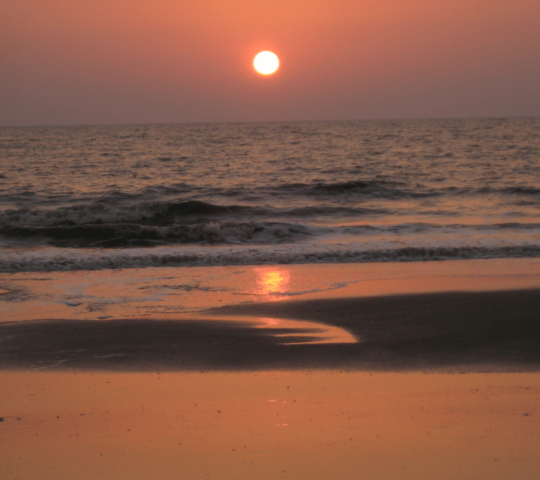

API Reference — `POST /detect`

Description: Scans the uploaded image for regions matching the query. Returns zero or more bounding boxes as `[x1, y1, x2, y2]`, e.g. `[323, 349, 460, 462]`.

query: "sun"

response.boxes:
[253, 51, 279, 75]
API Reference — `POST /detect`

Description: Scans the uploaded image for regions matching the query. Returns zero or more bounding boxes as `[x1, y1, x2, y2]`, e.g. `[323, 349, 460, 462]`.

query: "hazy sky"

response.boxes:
[1, 0, 539, 126]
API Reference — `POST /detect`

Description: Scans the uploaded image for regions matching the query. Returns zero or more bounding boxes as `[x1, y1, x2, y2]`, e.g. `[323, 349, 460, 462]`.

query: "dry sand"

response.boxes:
[2, 371, 539, 480]
[1, 259, 540, 478]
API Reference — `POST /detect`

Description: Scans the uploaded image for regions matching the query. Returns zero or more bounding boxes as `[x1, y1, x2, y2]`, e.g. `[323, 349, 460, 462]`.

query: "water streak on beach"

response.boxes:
[1, 118, 539, 272]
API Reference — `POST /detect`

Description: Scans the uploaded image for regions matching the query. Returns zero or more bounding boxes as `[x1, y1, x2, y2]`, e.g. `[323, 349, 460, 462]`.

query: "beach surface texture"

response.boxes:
[2, 261, 540, 479]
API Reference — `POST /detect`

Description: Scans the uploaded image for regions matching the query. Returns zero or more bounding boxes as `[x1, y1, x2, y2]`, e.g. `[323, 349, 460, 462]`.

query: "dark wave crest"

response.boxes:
[0, 200, 258, 229]
[0, 216, 319, 248]
[275, 179, 439, 199]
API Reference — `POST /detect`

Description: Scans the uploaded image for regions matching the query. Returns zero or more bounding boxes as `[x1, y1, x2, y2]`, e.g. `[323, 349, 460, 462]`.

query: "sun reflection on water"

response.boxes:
[249, 268, 356, 343]
[254, 268, 291, 298]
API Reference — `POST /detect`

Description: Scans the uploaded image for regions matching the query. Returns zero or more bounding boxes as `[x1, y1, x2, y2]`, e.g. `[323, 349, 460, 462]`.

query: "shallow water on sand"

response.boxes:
[2, 258, 540, 324]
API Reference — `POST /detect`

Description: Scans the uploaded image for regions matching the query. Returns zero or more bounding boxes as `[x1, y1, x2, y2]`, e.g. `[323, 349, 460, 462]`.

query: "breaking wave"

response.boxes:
[2, 245, 540, 273]
[0, 221, 318, 247]
[0, 200, 255, 229]
[2, 119, 539, 273]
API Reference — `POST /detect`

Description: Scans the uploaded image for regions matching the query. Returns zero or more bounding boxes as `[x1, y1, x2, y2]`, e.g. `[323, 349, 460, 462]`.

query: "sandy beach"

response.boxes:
[2, 370, 540, 480]
[2, 259, 540, 479]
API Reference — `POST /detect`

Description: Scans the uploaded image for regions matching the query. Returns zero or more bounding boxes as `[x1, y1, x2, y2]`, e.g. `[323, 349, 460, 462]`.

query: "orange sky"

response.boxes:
[1, 0, 539, 125]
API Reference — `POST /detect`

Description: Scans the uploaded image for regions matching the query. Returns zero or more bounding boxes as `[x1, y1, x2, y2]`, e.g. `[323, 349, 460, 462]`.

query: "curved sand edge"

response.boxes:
[2, 288, 539, 372]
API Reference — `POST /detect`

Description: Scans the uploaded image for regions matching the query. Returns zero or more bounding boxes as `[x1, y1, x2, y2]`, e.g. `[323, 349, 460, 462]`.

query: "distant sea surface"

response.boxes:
[1, 118, 539, 273]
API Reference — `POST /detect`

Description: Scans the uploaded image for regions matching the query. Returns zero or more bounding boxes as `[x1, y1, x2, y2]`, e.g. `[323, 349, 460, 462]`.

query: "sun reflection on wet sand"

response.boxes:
[2, 261, 540, 324]
[254, 317, 356, 344]
[210, 269, 357, 344]
[253, 267, 291, 299]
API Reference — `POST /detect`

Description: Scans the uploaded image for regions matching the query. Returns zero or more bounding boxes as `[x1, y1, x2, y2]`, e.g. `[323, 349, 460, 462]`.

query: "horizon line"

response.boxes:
[1, 114, 538, 129]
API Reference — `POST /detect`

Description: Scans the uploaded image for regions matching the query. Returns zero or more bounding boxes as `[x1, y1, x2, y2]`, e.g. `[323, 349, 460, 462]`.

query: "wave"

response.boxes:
[0, 199, 388, 234]
[474, 185, 540, 196]
[9, 222, 313, 247]
[500, 186, 540, 196]
[2, 214, 540, 248]
[3, 180, 539, 219]
[0, 219, 320, 248]
[274, 179, 439, 199]
[0, 200, 258, 229]
[2, 244, 540, 273]
[1, 222, 225, 247]
[273, 181, 540, 200]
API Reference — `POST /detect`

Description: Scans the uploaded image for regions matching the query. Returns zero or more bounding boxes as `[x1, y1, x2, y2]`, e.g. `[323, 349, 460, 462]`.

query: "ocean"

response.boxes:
[1, 117, 539, 273]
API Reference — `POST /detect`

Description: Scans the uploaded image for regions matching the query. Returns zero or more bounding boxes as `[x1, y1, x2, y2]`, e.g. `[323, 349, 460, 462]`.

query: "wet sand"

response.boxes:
[1, 288, 540, 372]
[1, 260, 540, 479]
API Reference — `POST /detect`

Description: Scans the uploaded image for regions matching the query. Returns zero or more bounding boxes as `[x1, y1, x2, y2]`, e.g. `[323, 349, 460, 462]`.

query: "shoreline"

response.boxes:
[2, 258, 540, 322]
[1, 259, 540, 373]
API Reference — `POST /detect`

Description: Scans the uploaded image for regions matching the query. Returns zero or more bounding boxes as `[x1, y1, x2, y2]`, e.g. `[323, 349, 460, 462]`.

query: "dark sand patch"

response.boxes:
[1, 288, 539, 372]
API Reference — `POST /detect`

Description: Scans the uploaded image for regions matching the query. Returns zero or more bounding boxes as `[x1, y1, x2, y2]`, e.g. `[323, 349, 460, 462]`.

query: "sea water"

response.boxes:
[1, 118, 539, 272]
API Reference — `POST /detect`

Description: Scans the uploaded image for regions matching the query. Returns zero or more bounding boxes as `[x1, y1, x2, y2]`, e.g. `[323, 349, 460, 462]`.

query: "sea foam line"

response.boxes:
[2, 245, 540, 273]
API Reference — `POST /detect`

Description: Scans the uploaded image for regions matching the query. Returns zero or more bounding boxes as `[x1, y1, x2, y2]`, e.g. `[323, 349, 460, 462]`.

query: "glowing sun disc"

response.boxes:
[253, 51, 279, 75]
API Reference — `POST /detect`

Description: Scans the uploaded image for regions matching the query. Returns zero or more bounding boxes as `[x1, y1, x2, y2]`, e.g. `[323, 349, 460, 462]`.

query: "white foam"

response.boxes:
[1, 241, 540, 273]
